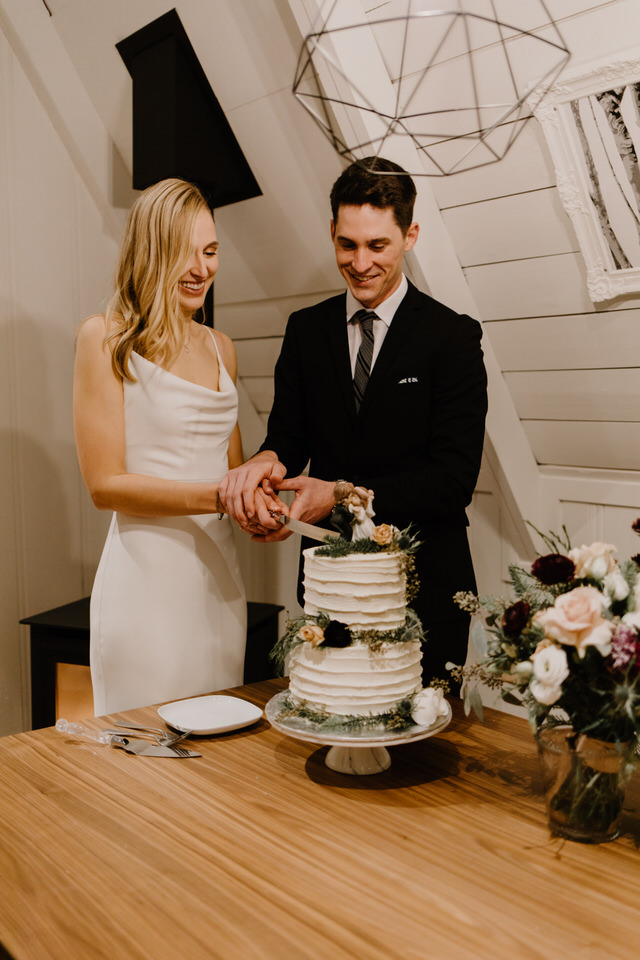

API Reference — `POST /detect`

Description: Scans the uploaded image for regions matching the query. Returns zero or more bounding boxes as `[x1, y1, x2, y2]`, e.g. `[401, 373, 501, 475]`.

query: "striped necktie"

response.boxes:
[352, 309, 377, 411]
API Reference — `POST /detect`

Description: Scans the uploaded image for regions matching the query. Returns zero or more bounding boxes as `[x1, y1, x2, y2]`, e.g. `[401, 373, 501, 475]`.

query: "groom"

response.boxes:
[221, 157, 488, 684]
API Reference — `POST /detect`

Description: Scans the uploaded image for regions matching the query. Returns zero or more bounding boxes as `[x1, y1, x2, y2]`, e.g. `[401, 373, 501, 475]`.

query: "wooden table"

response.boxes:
[0, 679, 638, 960]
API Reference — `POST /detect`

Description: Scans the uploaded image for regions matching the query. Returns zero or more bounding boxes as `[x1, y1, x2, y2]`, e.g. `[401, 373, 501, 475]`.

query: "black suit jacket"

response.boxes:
[262, 281, 488, 627]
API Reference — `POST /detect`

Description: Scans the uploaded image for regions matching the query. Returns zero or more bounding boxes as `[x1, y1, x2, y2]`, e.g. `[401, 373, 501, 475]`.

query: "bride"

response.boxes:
[73, 178, 283, 715]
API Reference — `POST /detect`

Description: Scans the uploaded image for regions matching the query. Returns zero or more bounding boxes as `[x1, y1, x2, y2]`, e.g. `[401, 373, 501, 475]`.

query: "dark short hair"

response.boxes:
[330, 157, 417, 234]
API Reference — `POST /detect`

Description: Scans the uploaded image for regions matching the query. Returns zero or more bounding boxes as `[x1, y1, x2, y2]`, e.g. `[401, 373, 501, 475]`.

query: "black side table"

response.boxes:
[21, 598, 283, 729]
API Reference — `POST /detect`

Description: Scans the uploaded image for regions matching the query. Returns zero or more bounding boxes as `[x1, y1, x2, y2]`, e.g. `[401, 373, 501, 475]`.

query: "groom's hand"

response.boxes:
[220, 451, 288, 531]
[276, 476, 335, 525]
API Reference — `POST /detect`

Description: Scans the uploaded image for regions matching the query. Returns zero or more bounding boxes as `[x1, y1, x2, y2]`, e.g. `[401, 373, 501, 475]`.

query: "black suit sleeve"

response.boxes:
[359, 313, 487, 528]
[260, 316, 310, 476]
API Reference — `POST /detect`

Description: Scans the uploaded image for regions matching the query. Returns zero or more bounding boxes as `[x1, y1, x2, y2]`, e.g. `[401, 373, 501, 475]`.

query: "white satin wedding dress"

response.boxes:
[90, 332, 246, 715]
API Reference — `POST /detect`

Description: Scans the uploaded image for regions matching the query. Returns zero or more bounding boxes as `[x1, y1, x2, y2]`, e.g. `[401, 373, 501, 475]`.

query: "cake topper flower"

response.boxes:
[371, 523, 399, 546]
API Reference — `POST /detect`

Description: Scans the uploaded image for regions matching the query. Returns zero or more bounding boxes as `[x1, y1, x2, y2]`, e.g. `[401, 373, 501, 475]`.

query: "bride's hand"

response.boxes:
[219, 453, 286, 527]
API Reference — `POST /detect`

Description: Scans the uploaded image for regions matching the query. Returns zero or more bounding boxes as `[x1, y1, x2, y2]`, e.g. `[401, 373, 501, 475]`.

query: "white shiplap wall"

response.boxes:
[436, 2, 640, 469]
[433, 0, 640, 598]
[0, 20, 116, 733]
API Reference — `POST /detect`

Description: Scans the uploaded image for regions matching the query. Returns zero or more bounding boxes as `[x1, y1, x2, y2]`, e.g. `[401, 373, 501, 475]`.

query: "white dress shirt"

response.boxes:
[345, 275, 409, 376]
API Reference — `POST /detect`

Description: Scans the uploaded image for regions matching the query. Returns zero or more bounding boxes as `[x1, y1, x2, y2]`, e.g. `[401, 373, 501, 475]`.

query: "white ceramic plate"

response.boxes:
[157, 695, 263, 735]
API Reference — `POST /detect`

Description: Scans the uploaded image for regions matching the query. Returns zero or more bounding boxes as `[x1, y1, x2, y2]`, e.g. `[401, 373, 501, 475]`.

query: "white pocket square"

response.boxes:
[398, 377, 419, 384]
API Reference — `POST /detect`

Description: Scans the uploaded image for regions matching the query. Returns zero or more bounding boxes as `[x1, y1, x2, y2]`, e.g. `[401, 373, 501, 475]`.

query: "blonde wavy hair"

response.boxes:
[106, 178, 211, 380]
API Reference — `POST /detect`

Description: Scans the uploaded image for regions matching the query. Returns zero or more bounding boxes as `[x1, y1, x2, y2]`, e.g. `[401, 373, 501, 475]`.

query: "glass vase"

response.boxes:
[536, 725, 635, 844]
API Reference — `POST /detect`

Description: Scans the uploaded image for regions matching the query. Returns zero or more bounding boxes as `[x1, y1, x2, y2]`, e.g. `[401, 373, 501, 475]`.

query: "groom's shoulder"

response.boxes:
[288, 292, 345, 326]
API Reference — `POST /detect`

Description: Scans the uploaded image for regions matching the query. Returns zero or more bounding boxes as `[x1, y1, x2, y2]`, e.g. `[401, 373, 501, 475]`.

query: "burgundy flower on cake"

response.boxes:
[322, 620, 351, 648]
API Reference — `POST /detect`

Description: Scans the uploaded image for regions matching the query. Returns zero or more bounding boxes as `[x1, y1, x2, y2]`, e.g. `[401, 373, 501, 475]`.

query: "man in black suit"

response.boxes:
[221, 157, 487, 684]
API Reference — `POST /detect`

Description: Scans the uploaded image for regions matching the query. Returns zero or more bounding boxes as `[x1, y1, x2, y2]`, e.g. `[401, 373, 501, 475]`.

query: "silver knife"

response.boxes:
[276, 515, 340, 542]
[109, 735, 200, 758]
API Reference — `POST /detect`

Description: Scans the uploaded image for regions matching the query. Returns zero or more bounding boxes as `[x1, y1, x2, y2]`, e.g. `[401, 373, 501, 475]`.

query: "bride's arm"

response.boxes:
[73, 315, 220, 517]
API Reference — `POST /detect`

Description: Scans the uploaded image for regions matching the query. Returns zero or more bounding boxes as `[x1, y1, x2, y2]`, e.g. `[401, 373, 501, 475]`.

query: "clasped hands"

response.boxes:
[219, 455, 335, 541]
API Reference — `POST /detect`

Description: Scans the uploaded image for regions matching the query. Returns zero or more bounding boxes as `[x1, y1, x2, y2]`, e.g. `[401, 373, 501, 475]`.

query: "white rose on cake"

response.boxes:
[411, 687, 449, 727]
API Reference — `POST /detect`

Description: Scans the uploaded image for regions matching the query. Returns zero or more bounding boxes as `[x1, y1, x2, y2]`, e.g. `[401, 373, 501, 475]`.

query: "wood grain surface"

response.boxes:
[0, 679, 638, 960]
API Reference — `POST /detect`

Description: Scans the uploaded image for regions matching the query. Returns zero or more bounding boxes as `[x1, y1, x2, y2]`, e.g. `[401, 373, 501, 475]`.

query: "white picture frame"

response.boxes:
[533, 52, 640, 302]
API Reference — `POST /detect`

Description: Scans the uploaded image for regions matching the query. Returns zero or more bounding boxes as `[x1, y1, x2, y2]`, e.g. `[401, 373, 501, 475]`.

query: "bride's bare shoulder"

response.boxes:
[75, 314, 124, 347]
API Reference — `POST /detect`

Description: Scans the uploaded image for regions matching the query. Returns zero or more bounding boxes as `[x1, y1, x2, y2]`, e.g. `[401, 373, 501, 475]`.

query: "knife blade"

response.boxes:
[276, 515, 340, 542]
[109, 735, 200, 758]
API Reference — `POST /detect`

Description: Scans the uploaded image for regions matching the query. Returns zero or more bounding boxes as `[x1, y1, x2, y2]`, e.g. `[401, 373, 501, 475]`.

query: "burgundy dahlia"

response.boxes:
[632, 518, 640, 535]
[502, 600, 530, 637]
[322, 620, 351, 648]
[531, 553, 575, 585]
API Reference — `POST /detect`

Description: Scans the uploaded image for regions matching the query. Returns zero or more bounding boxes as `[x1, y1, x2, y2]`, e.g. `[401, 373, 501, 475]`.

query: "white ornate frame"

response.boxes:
[534, 52, 640, 302]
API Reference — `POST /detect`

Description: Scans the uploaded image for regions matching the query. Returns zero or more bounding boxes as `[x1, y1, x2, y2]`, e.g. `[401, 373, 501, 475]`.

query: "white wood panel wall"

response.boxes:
[434, 0, 640, 487]
[0, 25, 115, 734]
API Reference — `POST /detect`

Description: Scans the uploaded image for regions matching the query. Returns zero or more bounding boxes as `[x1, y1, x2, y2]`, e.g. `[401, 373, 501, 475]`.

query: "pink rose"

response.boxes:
[534, 586, 613, 658]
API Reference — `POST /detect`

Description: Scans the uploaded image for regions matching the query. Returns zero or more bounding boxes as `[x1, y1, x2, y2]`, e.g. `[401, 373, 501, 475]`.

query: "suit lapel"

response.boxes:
[357, 283, 422, 419]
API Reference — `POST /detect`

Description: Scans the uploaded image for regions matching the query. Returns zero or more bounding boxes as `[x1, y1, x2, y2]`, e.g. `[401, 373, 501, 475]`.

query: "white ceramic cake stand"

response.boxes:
[265, 690, 452, 775]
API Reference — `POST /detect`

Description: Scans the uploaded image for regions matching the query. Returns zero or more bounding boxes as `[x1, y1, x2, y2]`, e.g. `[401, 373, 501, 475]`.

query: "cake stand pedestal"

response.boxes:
[265, 691, 452, 776]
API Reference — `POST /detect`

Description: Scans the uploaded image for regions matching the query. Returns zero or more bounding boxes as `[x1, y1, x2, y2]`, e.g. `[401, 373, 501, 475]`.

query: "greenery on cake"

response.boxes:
[275, 681, 450, 732]
[316, 523, 421, 557]
[270, 608, 425, 676]
[275, 692, 418, 731]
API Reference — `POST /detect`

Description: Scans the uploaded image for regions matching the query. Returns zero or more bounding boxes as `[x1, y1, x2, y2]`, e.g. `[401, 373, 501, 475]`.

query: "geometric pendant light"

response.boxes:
[293, 0, 570, 176]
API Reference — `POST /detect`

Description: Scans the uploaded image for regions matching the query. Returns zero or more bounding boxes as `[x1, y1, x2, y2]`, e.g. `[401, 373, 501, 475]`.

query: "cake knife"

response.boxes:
[275, 515, 340, 542]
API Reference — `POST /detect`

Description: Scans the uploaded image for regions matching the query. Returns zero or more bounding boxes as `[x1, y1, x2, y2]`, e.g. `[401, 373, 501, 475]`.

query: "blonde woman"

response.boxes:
[74, 178, 276, 714]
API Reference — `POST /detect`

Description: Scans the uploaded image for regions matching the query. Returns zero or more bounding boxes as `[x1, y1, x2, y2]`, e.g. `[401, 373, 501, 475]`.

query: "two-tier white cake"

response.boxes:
[287, 547, 423, 719]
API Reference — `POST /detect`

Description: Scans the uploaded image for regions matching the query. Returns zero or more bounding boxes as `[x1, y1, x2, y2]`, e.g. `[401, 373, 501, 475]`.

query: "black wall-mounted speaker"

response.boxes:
[116, 8, 262, 209]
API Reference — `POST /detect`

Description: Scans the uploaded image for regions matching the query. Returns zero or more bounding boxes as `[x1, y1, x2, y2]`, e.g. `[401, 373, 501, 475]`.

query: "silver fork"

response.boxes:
[166, 744, 198, 757]
[113, 720, 193, 746]
[102, 728, 193, 748]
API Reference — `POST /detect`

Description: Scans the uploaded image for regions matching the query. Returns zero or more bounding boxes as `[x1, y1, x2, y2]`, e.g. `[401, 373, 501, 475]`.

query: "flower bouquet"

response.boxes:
[451, 521, 640, 843]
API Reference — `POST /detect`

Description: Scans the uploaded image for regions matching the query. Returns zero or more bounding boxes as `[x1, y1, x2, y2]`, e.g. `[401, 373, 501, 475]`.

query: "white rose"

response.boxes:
[529, 645, 569, 705]
[604, 568, 630, 603]
[568, 542, 617, 581]
[622, 611, 640, 630]
[411, 687, 449, 727]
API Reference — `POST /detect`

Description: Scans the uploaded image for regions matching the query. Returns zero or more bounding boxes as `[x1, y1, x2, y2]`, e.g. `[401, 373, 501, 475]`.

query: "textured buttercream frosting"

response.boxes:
[289, 640, 422, 716]
[302, 548, 406, 630]
[287, 546, 422, 718]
